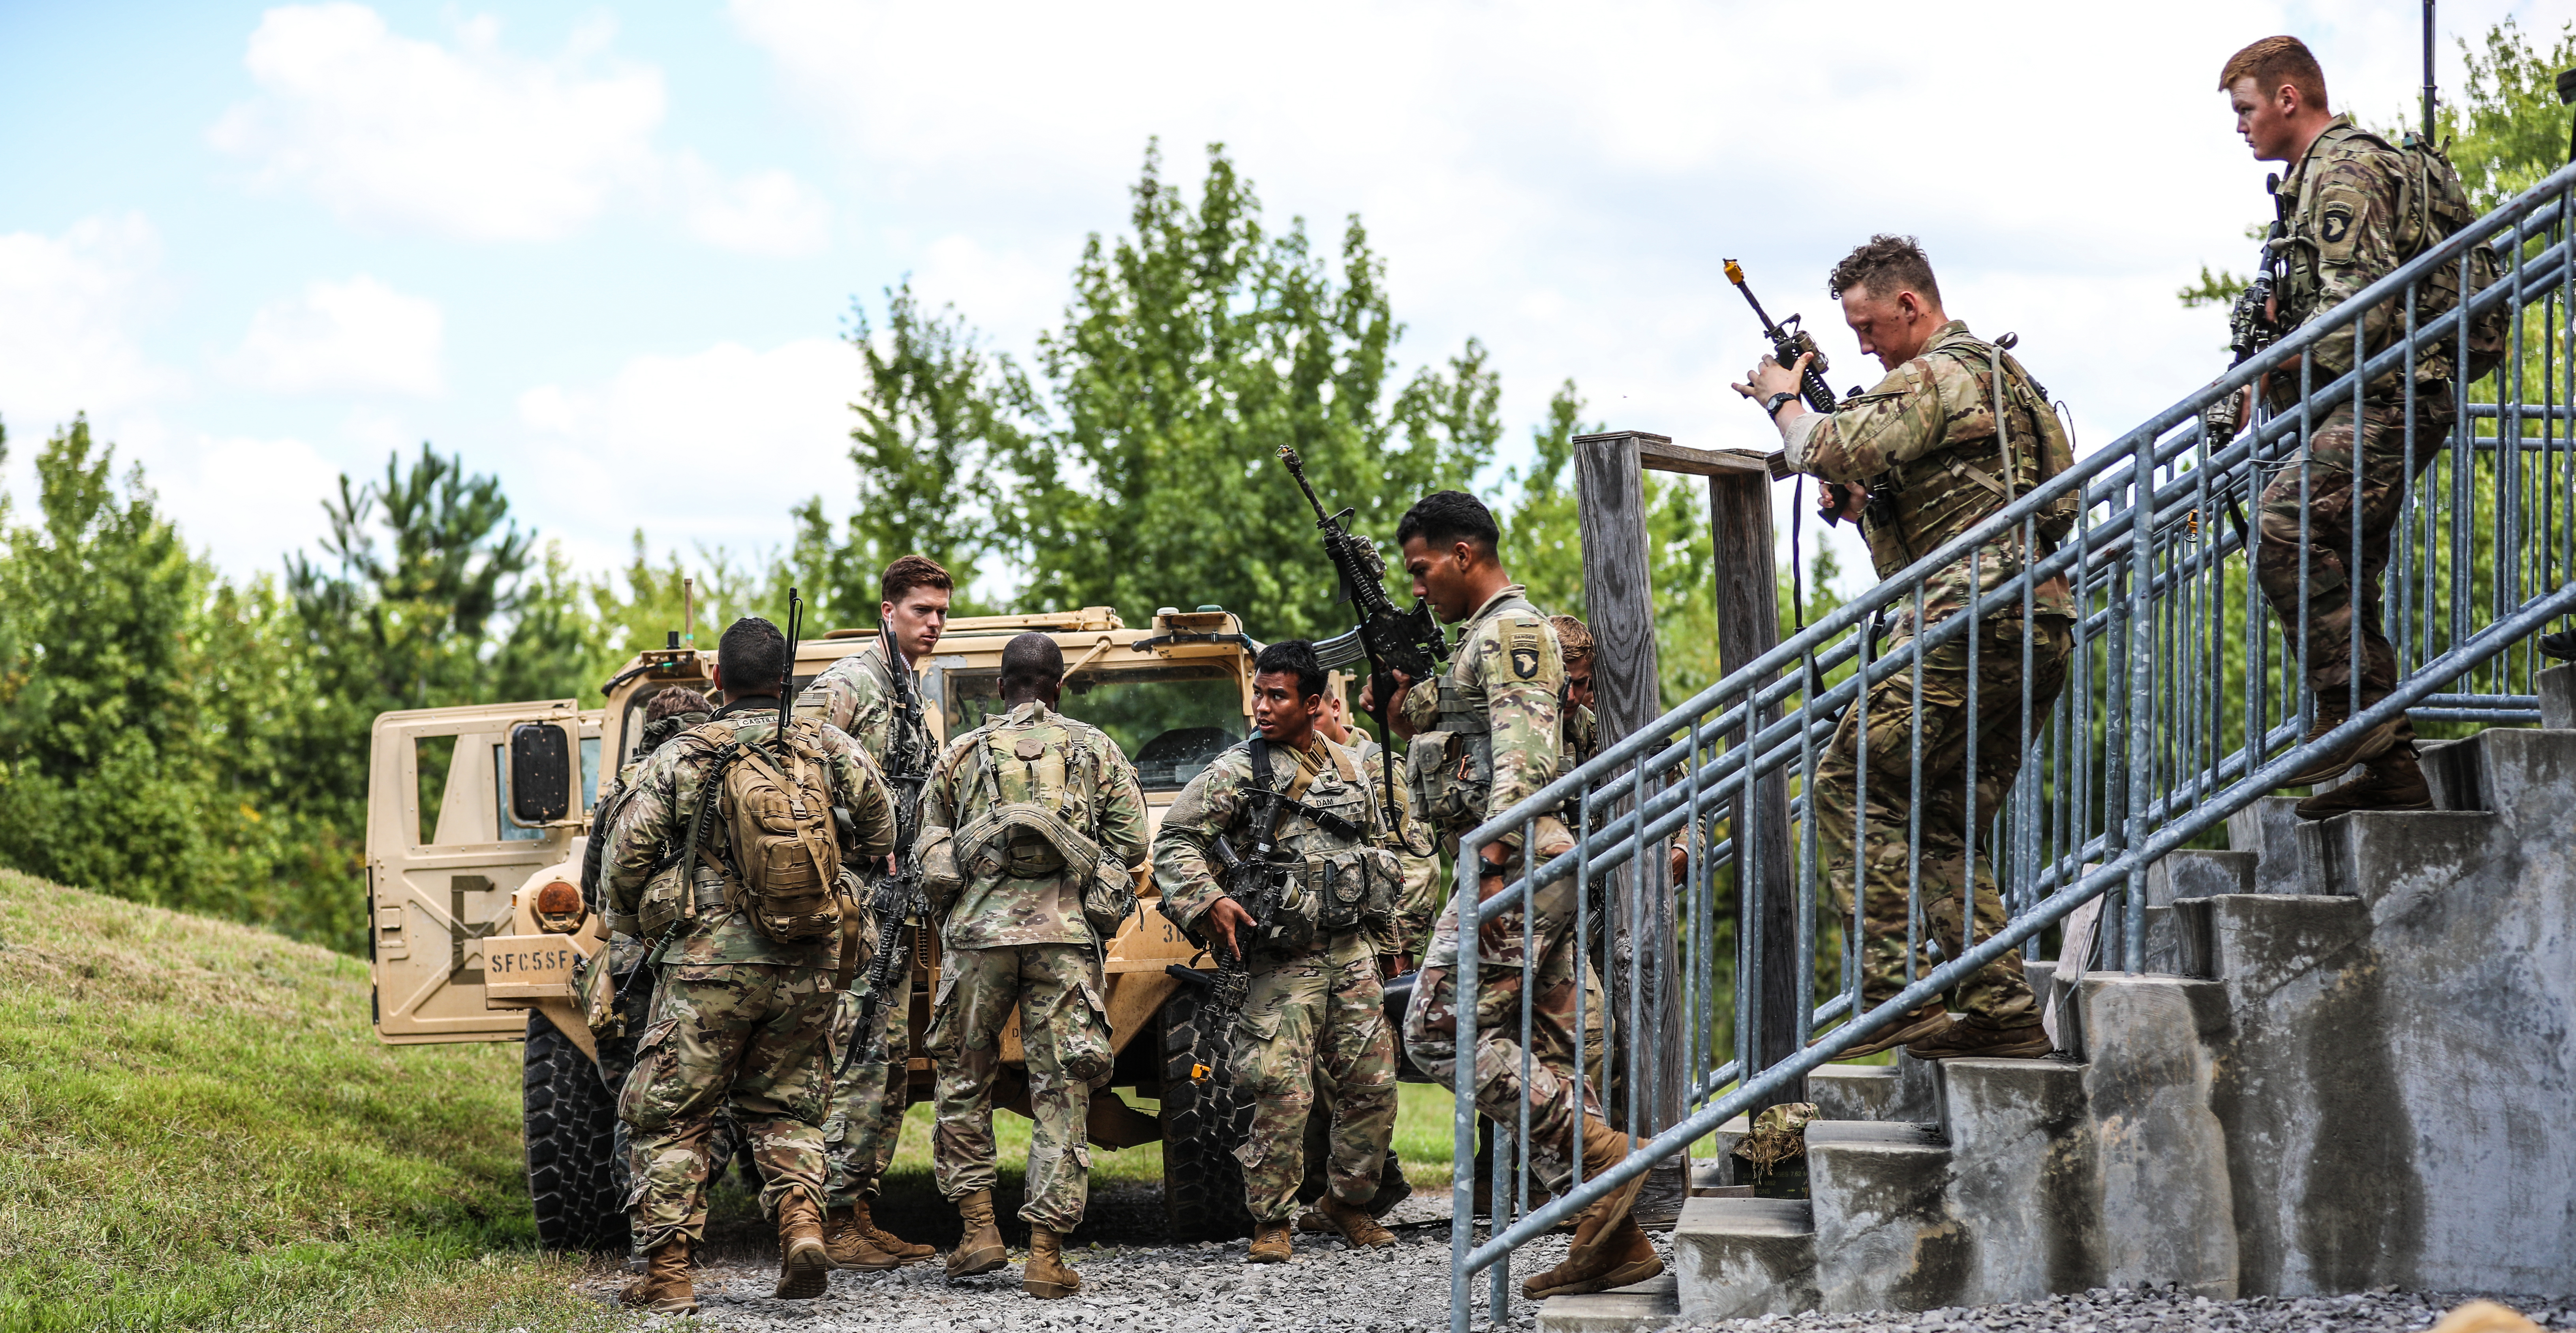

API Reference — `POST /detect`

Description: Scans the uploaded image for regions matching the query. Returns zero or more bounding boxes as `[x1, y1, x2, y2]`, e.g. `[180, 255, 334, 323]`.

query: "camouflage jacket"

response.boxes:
[796, 642, 932, 779]
[919, 700, 1150, 950]
[1396, 584, 1563, 856]
[1154, 732, 1402, 963]
[2272, 115, 2448, 400]
[1345, 733, 1442, 961]
[601, 700, 896, 970]
[1564, 703, 1598, 768]
[1782, 321, 2078, 637]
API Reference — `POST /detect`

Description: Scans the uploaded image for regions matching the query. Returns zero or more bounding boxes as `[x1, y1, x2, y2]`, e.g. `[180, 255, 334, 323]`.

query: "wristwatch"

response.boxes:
[1763, 391, 1798, 416]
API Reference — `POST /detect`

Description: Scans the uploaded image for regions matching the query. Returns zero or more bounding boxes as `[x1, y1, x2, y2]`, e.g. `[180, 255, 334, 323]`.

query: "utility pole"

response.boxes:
[2423, 0, 2438, 141]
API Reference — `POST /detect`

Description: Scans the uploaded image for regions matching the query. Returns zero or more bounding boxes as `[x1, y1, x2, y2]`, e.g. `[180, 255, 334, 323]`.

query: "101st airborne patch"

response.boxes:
[1509, 620, 1543, 680]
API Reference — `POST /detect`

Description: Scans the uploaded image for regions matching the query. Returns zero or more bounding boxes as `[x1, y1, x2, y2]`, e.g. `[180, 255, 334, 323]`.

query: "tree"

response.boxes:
[1003, 141, 1496, 637]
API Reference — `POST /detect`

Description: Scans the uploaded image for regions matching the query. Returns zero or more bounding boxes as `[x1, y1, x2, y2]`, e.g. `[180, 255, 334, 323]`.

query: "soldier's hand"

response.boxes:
[1822, 482, 1867, 523]
[1204, 896, 1254, 961]
[1731, 353, 1811, 407]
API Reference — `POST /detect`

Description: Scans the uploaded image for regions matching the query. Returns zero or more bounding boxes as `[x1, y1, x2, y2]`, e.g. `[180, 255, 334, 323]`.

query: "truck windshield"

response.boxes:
[936, 662, 1245, 792]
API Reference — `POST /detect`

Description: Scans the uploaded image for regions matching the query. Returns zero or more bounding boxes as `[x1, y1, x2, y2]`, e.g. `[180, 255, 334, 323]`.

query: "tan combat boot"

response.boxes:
[1829, 1005, 1951, 1059]
[1521, 1214, 1663, 1299]
[2274, 705, 2401, 789]
[1315, 1194, 1395, 1249]
[852, 1197, 935, 1263]
[1022, 1226, 1080, 1299]
[1248, 1221, 1293, 1263]
[619, 1235, 698, 1315]
[2295, 752, 2433, 820]
[1904, 1021, 2054, 1061]
[824, 1205, 902, 1272]
[1561, 1117, 1646, 1265]
[774, 1192, 834, 1300]
[945, 1189, 1009, 1279]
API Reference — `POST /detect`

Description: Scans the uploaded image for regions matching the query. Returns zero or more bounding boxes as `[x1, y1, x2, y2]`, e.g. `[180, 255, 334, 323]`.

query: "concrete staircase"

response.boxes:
[1540, 668, 2576, 1332]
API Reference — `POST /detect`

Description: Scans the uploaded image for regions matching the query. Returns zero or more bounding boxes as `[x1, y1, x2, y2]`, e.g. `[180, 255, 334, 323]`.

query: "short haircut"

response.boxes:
[1829, 234, 1942, 307]
[2220, 36, 2328, 113]
[1549, 615, 1594, 667]
[880, 554, 953, 608]
[1253, 640, 1327, 702]
[1000, 631, 1065, 695]
[1396, 490, 1500, 555]
[644, 685, 710, 723]
[719, 617, 789, 696]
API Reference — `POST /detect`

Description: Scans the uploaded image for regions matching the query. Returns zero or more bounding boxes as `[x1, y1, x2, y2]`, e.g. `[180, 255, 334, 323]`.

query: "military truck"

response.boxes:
[364, 606, 1274, 1250]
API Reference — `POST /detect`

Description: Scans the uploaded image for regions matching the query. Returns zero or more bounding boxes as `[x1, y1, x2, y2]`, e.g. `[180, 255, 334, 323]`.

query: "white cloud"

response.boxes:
[210, 4, 830, 254]
[0, 213, 175, 430]
[513, 338, 862, 568]
[675, 152, 833, 257]
[153, 434, 345, 574]
[227, 275, 445, 396]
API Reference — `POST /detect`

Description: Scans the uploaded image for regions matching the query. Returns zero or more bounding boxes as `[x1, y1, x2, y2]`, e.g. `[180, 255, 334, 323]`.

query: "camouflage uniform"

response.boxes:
[1345, 734, 1440, 964]
[1395, 587, 1601, 1194]
[1784, 321, 2075, 1029]
[795, 645, 931, 1210]
[1156, 734, 1403, 1224]
[918, 701, 1149, 1233]
[601, 701, 896, 1254]
[2255, 116, 2458, 738]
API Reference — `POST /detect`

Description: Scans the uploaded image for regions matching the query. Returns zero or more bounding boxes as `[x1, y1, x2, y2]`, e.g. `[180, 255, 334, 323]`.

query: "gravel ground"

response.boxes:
[585, 1189, 1657, 1333]
[1676, 1288, 2576, 1333]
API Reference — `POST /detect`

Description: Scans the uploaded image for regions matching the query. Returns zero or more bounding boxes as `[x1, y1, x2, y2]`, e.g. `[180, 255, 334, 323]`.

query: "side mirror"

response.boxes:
[508, 722, 573, 825]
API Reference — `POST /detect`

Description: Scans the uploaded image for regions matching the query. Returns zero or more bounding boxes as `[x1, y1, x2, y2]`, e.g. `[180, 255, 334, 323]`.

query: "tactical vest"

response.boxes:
[1405, 593, 1560, 833]
[938, 710, 1137, 938]
[1863, 333, 2076, 581]
[1241, 737, 1396, 948]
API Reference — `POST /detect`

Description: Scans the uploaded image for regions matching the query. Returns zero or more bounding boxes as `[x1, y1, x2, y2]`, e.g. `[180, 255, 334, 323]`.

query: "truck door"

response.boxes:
[367, 698, 603, 1044]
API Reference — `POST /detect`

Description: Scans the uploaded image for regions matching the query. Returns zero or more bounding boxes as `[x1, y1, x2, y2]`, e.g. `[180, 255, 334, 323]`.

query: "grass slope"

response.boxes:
[0, 869, 607, 1332]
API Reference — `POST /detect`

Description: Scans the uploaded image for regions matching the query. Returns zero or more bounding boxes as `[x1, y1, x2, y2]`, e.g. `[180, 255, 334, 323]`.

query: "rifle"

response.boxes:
[1723, 259, 1896, 535]
[2208, 177, 2290, 447]
[842, 620, 932, 1074]
[1275, 445, 1449, 830]
[1197, 737, 1296, 1037]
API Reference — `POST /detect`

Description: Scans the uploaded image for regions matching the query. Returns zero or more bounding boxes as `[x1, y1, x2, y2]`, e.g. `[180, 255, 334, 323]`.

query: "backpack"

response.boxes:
[691, 718, 846, 944]
[2393, 133, 2508, 385]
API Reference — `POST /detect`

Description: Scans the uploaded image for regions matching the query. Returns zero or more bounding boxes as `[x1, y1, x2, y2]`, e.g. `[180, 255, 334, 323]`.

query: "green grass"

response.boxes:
[0, 869, 613, 1333]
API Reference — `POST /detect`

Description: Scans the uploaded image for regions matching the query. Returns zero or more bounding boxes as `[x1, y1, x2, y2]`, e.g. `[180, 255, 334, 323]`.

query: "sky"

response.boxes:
[0, 0, 2565, 600]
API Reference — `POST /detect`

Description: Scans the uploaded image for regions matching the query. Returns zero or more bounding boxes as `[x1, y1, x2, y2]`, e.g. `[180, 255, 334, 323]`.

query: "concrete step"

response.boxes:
[1672, 1196, 1818, 1322]
[1810, 1054, 1937, 1122]
[2294, 809, 2501, 903]
[1536, 1273, 1679, 1333]
[1934, 1056, 2100, 1303]
[2226, 796, 2309, 894]
[2540, 664, 2572, 729]
[2420, 725, 2576, 826]
[1806, 1120, 1960, 1311]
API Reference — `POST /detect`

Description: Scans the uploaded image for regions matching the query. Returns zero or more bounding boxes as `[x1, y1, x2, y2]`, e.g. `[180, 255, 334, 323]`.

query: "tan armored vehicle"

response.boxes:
[365, 606, 1270, 1250]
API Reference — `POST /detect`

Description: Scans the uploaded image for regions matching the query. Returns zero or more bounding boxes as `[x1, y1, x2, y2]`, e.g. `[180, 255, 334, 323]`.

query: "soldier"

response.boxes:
[915, 633, 1150, 1299]
[586, 686, 713, 1090]
[1155, 640, 1405, 1263]
[1732, 234, 2076, 1063]
[1364, 490, 1661, 1301]
[1550, 615, 1599, 767]
[1320, 679, 1437, 971]
[2219, 36, 2456, 818]
[795, 555, 953, 1269]
[602, 618, 897, 1315]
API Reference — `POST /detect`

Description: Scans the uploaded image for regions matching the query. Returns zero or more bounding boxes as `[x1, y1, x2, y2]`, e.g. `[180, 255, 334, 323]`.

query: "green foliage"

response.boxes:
[1002, 141, 1496, 635]
[2441, 17, 2576, 211]
[0, 867, 610, 1331]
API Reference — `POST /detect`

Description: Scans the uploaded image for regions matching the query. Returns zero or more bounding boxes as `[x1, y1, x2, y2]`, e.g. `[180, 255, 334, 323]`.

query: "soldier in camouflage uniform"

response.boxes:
[1156, 640, 1405, 1263]
[1367, 491, 1661, 1302]
[2219, 36, 2463, 818]
[601, 620, 897, 1314]
[915, 633, 1149, 1299]
[1321, 680, 1439, 968]
[1737, 235, 2077, 1064]
[794, 556, 953, 1269]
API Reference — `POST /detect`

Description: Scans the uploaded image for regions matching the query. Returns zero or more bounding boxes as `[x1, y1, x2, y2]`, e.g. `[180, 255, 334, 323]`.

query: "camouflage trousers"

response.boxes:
[1810, 614, 2072, 1030]
[1404, 895, 1601, 1195]
[1231, 933, 1398, 1224]
[928, 943, 1112, 1233]
[619, 963, 836, 1253]
[2255, 395, 2450, 737]
[825, 924, 914, 1207]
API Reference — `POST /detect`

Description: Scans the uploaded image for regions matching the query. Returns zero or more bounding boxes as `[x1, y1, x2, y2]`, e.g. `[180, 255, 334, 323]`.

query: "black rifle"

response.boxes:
[1201, 736, 1294, 1025]
[1724, 259, 1897, 535]
[843, 621, 931, 1072]
[1276, 445, 1449, 828]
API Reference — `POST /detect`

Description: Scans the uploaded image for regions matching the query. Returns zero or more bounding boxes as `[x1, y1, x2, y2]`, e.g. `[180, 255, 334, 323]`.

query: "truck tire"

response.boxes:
[1158, 980, 1256, 1241]
[525, 1010, 628, 1252]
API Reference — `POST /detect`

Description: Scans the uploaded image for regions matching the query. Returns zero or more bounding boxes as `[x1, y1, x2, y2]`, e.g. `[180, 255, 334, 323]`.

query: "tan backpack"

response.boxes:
[690, 718, 846, 944]
[2391, 133, 2508, 386]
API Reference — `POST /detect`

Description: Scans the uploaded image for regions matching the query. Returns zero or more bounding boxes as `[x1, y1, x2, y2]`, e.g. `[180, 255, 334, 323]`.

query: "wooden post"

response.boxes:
[1706, 468, 1806, 1112]
[1571, 431, 1684, 1146]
